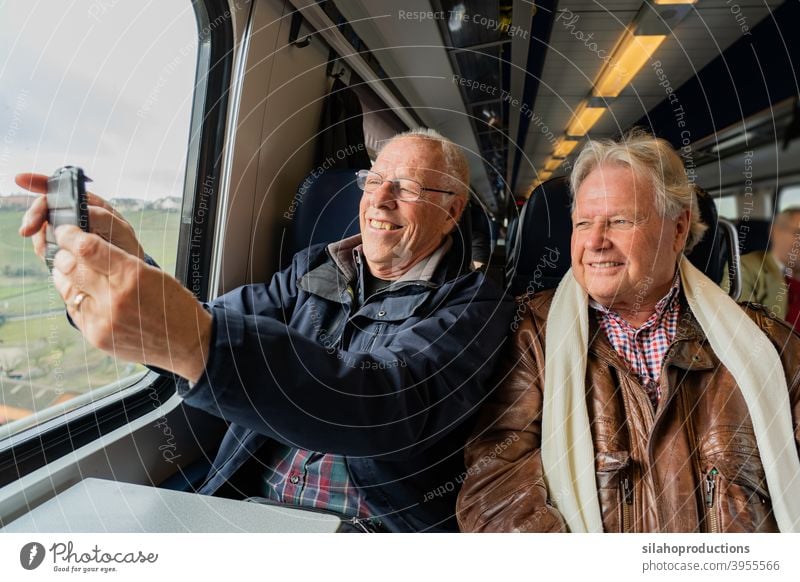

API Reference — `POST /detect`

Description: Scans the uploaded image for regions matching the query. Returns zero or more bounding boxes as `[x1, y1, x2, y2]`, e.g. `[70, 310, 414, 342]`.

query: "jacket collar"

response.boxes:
[767, 250, 787, 278]
[590, 272, 681, 331]
[299, 234, 456, 302]
[326, 234, 453, 284]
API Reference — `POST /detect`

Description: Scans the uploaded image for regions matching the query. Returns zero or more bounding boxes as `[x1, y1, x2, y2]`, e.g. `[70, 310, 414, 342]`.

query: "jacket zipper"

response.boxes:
[621, 474, 633, 532]
[705, 468, 720, 533]
[347, 516, 384, 533]
[348, 516, 371, 533]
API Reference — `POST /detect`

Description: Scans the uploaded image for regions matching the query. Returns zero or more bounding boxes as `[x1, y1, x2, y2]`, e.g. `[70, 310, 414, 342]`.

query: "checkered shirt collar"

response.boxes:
[589, 272, 681, 330]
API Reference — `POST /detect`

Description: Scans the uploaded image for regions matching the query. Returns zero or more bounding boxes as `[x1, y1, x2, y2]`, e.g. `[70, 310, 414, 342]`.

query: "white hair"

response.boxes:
[570, 128, 708, 252]
[382, 128, 470, 198]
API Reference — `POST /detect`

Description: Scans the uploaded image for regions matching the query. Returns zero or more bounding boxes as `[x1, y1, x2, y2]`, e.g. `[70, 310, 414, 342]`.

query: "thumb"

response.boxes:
[15, 173, 48, 194]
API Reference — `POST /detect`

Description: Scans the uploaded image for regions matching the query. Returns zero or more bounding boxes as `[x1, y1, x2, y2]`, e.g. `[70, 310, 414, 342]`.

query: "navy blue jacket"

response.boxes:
[177, 235, 513, 531]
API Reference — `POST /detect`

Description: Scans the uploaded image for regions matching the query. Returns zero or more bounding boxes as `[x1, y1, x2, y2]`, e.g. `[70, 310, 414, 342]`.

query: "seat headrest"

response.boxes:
[735, 217, 772, 255]
[287, 168, 363, 257]
[686, 186, 728, 286]
[509, 176, 572, 295]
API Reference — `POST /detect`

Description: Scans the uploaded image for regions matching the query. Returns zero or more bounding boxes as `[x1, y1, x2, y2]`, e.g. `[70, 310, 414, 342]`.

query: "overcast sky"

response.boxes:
[0, 0, 198, 200]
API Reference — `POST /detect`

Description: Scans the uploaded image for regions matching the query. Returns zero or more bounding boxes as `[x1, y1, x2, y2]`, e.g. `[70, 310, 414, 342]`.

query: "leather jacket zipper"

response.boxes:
[621, 475, 633, 532]
[705, 468, 720, 533]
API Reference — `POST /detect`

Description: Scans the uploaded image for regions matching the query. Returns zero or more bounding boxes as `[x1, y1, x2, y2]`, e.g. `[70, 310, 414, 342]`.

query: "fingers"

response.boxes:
[87, 205, 115, 239]
[23, 198, 139, 251]
[51, 267, 91, 329]
[52, 265, 84, 305]
[19, 194, 49, 260]
[17, 174, 145, 260]
[32, 223, 48, 259]
[52, 246, 98, 301]
[85, 192, 126, 221]
[19, 194, 48, 236]
[15, 173, 48, 194]
[52, 247, 79, 277]
[16, 173, 109, 214]
[54, 226, 132, 281]
[87, 206, 145, 259]
[51, 235, 112, 319]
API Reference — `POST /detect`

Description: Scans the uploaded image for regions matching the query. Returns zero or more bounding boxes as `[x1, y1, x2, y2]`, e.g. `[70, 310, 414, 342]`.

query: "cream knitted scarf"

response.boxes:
[541, 255, 800, 532]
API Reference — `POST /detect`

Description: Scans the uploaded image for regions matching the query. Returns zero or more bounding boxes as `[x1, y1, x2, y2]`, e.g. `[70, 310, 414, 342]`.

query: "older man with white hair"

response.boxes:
[457, 129, 800, 533]
[18, 128, 513, 532]
[740, 207, 800, 331]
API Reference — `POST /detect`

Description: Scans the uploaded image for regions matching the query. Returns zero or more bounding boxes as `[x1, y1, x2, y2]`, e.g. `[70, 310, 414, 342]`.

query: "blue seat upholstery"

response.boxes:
[287, 168, 364, 257]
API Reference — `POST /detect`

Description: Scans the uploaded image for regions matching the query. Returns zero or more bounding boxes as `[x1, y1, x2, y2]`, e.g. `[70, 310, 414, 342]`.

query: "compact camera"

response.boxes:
[44, 166, 91, 270]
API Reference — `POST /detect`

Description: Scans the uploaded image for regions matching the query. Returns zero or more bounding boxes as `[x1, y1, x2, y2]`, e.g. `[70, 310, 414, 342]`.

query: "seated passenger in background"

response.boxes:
[740, 207, 800, 332]
[457, 129, 800, 533]
[17, 128, 513, 532]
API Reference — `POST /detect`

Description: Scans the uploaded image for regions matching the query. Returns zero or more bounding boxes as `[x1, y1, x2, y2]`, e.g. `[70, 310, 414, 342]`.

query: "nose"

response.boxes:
[585, 220, 611, 251]
[367, 180, 398, 209]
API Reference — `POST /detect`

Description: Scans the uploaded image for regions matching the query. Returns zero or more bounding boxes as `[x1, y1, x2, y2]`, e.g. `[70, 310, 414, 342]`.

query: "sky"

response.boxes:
[0, 0, 198, 200]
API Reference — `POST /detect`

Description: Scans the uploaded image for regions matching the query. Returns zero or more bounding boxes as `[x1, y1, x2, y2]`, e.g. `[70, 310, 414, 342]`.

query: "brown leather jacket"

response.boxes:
[456, 289, 800, 532]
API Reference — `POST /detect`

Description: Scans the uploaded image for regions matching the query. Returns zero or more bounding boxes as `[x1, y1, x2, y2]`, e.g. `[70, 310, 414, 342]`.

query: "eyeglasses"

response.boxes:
[355, 169, 456, 202]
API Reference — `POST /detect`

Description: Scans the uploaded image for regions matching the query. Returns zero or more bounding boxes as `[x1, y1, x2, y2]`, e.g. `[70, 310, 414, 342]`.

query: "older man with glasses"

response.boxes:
[18, 128, 513, 532]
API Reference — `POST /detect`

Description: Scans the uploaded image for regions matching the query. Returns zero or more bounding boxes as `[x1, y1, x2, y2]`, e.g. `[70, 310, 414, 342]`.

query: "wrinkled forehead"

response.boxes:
[573, 164, 656, 215]
[372, 138, 447, 179]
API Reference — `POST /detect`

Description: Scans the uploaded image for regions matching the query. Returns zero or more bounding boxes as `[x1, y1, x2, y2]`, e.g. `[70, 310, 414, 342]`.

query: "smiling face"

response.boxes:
[571, 164, 690, 324]
[359, 137, 466, 279]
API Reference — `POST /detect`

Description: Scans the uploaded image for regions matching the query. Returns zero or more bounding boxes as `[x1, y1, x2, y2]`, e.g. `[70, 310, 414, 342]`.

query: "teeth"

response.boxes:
[592, 262, 622, 268]
[370, 219, 399, 231]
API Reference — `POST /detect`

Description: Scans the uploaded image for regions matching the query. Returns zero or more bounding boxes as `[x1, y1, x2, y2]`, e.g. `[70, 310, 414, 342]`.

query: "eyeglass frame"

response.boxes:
[355, 169, 457, 202]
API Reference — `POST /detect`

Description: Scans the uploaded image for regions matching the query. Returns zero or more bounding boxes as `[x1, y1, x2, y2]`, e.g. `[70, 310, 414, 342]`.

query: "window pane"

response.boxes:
[778, 185, 800, 212]
[713, 195, 739, 220]
[0, 2, 198, 437]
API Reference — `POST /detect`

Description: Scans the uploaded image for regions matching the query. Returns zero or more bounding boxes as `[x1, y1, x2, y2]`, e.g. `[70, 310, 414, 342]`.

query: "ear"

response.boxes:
[673, 207, 691, 253]
[442, 195, 467, 234]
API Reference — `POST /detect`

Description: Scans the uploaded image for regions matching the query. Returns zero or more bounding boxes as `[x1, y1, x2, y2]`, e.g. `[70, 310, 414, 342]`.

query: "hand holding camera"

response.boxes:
[16, 168, 211, 382]
[16, 168, 146, 262]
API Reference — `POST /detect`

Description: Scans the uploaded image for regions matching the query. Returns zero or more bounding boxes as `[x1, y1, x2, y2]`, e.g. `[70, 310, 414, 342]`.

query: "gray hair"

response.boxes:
[569, 128, 708, 252]
[383, 128, 470, 198]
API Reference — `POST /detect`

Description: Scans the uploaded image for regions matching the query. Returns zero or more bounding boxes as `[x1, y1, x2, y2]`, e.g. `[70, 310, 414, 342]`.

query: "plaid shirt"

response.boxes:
[591, 275, 681, 406]
[259, 446, 371, 519]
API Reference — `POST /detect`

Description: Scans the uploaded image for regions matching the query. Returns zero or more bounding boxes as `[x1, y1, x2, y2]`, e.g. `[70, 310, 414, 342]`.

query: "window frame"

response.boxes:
[776, 182, 800, 213]
[0, 0, 234, 485]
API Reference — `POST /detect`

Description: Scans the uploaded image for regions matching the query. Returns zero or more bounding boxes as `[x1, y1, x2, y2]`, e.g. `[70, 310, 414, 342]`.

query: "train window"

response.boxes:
[713, 187, 773, 222]
[778, 184, 800, 211]
[0, 2, 198, 438]
[713, 195, 739, 220]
